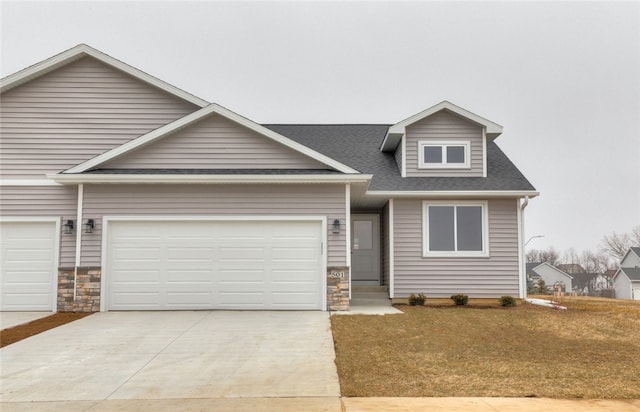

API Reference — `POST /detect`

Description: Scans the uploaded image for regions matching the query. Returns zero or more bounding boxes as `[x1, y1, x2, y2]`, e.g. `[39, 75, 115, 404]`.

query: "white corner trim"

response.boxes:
[63, 103, 359, 175]
[345, 184, 351, 269]
[49, 173, 372, 185]
[401, 135, 407, 178]
[0, 179, 62, 186]
[73, 184, 84, 301]
[517, 198, 524, 299]
[482, 128, 488, 178]
[1, 44, 208, 107]
[388, 199, 395, 299]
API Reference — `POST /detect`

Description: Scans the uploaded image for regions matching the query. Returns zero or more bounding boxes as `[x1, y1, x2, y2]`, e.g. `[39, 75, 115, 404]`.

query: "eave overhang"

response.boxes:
[48, 173, 373, 185]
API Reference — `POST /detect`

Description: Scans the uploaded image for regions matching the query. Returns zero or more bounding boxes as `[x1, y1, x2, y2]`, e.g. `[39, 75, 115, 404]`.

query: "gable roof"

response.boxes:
[0, 44, 208, 107]
[265, 124, 537, 195]
[526, 262, 573, 279]
[616, 267, 640, 282]
[380, 101, 503, 152]
[63, 104, 360, 175]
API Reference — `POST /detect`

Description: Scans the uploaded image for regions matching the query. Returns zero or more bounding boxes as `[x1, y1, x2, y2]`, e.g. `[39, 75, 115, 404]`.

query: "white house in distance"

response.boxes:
[526, 262, 573, 293]
[613, 247, 640, 300]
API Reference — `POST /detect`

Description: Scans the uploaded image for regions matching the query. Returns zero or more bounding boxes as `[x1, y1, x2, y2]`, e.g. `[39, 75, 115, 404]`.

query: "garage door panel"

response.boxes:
[1, 221, 57, 311]
[107, 220, 322, 310]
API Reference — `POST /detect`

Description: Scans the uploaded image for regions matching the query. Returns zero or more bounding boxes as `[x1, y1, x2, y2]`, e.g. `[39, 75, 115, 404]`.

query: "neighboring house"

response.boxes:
[571, 272, 614, 297]
[526, 262, 572, 293]
[613, 247, 640, 300]
[557, 264, 586, 274]
[0, 45, 538, 312]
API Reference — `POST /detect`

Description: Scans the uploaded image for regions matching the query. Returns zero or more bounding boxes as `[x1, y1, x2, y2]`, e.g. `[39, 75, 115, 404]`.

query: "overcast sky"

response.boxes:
[2, 1, 639, 255]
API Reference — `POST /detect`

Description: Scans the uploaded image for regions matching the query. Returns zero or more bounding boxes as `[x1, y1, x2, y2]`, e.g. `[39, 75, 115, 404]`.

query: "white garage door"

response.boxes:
[106, 220, 323, 310]
[0, 221, 57, 311]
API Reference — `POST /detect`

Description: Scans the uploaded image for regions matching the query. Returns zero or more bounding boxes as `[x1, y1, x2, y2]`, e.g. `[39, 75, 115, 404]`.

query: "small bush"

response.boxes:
[499, 295, 517, 307]
[450, 294, 469, 306]
[408, 293, 426, 306]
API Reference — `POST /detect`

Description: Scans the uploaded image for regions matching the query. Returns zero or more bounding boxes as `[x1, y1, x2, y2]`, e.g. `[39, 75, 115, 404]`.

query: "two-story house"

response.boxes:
[0, 45, 538, 312]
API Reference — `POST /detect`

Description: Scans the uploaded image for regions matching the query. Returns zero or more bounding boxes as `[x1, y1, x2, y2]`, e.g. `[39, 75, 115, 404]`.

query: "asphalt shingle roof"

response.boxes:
[264, 124, 536, 192]
[620, 267, 640, 281]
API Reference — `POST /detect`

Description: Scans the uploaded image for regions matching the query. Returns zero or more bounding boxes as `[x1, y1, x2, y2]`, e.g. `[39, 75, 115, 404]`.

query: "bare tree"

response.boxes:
[526, 247, 560, 265]
[600, 230, 633, 261]
[632, 225, 640, 247]
[580, 250, 611, 274]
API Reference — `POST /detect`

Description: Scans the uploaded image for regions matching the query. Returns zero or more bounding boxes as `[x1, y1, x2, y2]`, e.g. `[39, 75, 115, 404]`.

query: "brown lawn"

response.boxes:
[331, 297, 640, 398]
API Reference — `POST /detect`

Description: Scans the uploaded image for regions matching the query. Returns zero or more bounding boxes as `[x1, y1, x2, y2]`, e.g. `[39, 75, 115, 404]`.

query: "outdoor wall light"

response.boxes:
[63, 219, 74, 235]
[84, 218, 95, 234]
[333, 219, 340, 234]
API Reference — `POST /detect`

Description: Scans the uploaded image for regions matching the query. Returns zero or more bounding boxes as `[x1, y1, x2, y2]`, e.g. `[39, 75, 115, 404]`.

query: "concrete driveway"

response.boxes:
[1, 311, 340, 405]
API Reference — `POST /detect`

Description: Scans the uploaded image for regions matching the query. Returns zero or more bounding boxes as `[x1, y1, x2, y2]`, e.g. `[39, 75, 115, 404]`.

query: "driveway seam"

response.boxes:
[102, 311, 212, 401]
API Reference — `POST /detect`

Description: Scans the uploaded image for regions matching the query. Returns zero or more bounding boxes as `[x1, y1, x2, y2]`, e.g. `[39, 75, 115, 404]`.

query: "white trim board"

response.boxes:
[50, 173, 372, 184]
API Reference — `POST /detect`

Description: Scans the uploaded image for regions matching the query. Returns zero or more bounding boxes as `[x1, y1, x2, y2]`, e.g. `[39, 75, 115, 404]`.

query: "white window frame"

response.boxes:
[418, 140, 471, 169]
[422, 200, 489, 257]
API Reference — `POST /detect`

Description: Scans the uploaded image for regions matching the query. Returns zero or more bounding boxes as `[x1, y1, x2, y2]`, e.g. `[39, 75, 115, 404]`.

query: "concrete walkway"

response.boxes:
[0, 312, 53, 330]
[2, 397, 639, 411]
[334, 286, 403, 315]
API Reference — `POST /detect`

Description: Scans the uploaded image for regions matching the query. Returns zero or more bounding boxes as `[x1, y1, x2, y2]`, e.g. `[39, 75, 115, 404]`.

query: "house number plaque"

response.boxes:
[329, 271, 345, 279]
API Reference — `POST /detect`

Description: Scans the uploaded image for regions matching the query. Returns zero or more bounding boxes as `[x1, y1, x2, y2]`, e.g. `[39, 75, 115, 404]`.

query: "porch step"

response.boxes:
[351, 286, 389, 306]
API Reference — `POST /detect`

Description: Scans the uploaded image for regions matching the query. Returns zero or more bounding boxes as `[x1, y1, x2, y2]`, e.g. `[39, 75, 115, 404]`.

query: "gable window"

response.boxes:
[423, 201, 488, 257]
[418, 141, 470, 169]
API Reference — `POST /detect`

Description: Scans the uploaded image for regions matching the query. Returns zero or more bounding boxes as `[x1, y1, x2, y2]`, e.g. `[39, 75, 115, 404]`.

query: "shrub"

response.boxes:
[499, 295, 517, 307]
[408, 293, 426, 306]
[450, 294, 469, 306]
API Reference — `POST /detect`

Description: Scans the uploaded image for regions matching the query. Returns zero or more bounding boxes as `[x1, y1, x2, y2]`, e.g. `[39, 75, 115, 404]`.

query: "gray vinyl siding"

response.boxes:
[614, 273, 632, 300]
[405, 110, 483, 177]
[0, 56, 199, 178]
[394, 145, 402, 172]
[104, 114, 325, 169]
[382, 202, 390, 286]
[532, 265, 572, 293]
[0, 185, 77, 267]
[393, 198, 519, 298]
[81, 184, 346, 267]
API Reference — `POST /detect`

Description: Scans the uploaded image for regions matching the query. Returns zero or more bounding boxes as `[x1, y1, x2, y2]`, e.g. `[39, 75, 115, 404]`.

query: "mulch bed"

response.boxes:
[1, 312, 92, 348]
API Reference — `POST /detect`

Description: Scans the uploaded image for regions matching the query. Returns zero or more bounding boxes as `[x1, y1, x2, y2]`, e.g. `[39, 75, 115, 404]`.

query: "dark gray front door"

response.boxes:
[351, 214, 380, 284]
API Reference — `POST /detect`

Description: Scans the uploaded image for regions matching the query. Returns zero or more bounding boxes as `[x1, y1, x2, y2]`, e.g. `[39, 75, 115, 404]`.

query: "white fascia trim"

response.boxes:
[387, 101, 503, 138]
[1, 44, 208, 107]
[482, 129, 487, 177]
[99, 215, 328, 312]
[401, 135, 407, 177]
[0, 179, 62, 186]
[366, 190, 540, 198]
[64, 103, 359, 175]
[388, 199, 395, 299]
[49, 173, 372, 185]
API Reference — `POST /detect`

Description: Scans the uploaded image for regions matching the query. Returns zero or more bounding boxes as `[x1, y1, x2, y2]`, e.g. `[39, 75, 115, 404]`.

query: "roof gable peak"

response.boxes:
[0, 44, 208, 107]
[380, 100, 503, 152]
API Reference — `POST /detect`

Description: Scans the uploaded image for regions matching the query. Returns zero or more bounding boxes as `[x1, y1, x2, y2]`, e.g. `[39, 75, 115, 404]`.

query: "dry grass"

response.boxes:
[331, 297, 640, 398]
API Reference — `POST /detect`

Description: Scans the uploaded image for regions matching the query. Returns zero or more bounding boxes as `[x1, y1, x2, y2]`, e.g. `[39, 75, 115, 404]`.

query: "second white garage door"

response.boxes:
[106, 219, 323, 310]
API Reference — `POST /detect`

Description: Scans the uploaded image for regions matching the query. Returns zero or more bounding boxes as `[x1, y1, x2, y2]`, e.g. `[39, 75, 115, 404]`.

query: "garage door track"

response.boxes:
[0, 311, 340, 402]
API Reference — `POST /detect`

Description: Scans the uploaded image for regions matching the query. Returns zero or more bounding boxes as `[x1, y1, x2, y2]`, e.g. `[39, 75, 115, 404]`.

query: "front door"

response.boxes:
[351, 214, 380, 284]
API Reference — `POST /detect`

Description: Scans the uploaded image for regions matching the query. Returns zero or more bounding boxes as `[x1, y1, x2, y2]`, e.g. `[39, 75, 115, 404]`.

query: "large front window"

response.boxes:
[423, 201, 488, 257]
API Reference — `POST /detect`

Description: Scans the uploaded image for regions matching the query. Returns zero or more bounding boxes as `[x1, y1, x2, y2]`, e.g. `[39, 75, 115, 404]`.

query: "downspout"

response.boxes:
[520, 195, 567, 310]
[74, 184, 84, 301]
